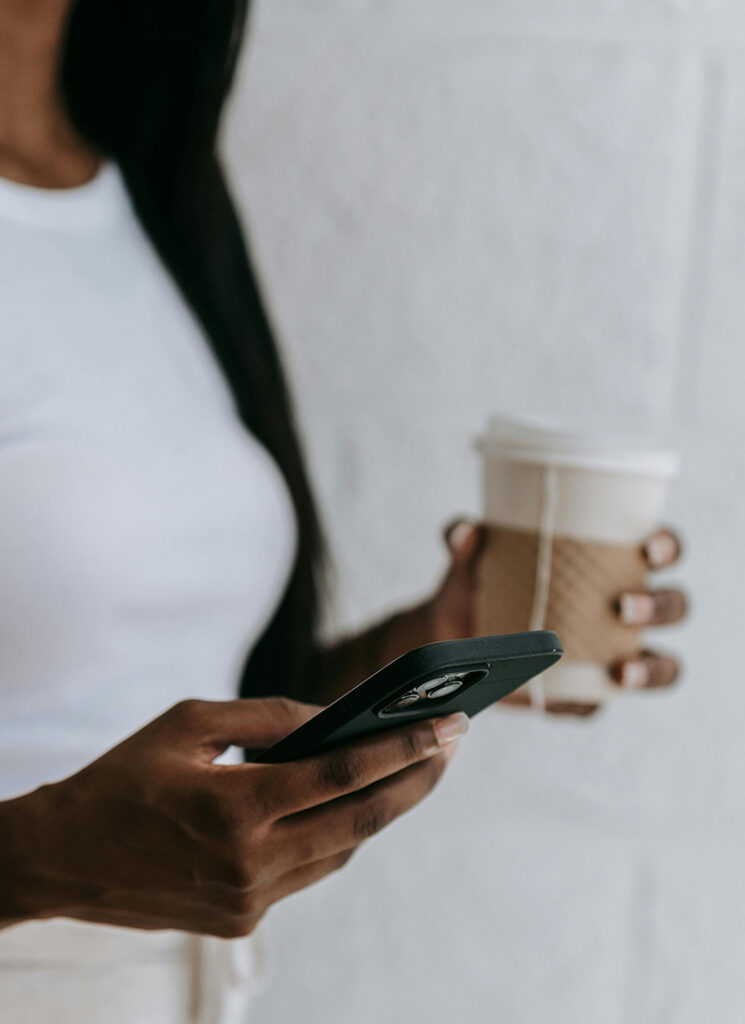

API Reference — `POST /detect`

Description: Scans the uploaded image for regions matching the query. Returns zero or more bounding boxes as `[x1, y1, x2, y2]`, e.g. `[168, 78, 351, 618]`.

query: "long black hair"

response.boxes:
[60, 1, 324, 700]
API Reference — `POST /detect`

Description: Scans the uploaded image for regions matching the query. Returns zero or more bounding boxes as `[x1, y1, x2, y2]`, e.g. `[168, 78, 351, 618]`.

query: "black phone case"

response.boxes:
[254, 631, 562, 763]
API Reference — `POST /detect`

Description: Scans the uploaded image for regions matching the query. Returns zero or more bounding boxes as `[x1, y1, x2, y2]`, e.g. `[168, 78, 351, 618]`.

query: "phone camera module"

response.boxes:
[380, 667, 489, 716]
[420, 668, 489, 701]
[384, 690, 422, 712]
[424, 678, 464, 700]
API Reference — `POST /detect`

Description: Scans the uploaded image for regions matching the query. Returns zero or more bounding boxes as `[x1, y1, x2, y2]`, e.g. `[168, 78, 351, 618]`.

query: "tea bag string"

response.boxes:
[527, 464, 558, 711]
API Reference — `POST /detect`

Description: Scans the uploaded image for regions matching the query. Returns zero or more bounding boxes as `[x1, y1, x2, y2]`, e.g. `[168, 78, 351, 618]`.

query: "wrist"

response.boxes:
[0, 783, 76, 926]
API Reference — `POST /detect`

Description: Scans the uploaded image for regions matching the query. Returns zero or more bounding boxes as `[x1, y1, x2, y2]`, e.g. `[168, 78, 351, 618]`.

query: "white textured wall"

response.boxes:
[224, 3, 745, 1021]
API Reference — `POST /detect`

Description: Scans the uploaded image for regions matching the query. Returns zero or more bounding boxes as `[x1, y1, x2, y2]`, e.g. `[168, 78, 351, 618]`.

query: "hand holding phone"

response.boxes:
[2, 697, 470, 937]
[255, 631, 562, 763]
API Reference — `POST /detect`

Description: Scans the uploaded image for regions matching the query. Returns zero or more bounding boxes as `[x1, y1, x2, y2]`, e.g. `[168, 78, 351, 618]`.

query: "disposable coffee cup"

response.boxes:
[474, 415, 680, 705]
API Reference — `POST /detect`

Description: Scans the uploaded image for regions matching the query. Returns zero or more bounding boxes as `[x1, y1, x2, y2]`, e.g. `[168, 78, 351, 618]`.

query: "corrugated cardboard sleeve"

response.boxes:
[474, 526, 649, 665]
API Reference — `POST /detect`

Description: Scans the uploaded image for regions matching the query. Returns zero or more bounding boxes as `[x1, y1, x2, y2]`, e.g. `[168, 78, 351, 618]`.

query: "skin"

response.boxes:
[0, 0, 100, 187]
[318, 522, 687, 717]
[0, 0, 468, 935]
[432, 521, 686, 715]
[0, 0, 688, 718]
[0, 699, 466, 934]
[0, 0, 688, 936]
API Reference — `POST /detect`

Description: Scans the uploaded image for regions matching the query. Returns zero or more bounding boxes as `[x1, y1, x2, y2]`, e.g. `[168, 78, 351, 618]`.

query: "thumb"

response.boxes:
[443, 520, 484, 566]
[167, 697, 321, 760]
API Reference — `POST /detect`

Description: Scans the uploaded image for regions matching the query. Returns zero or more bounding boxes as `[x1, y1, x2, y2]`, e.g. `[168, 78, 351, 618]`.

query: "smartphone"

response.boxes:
[253, 631, 562, 763]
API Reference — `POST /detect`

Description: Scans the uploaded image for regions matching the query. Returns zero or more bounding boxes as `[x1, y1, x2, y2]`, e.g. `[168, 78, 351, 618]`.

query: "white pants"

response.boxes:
[0, 919, 267, 1024]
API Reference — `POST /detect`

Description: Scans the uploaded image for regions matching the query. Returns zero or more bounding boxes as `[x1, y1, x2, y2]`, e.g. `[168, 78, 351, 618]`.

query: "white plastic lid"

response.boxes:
[477, 414, 680, 478]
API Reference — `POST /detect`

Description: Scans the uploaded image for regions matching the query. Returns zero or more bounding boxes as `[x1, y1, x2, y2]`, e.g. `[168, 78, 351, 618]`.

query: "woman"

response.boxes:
[0, 0, 687, 1021]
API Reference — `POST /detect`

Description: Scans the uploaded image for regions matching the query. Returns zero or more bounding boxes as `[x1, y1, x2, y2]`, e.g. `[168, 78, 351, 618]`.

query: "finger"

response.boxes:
[642, 529, 683, 570]
[165, 697, 322, 760]
[545, 701, 601, 718]
[443, 519, 485, 564]
[265, 848, 358, 908]
[267, 713, 468, 817]
[616, 588, 688, 627]
[496, 690, 600, 716]
[610, 651, 680, 690]
[274, 750, 453, 868]
[498, 689, 532, 709]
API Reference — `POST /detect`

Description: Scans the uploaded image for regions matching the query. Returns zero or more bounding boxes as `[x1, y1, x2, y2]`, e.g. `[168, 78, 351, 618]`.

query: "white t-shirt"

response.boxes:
[0, 162, 298, 799]
[0, 163, 298, 1023]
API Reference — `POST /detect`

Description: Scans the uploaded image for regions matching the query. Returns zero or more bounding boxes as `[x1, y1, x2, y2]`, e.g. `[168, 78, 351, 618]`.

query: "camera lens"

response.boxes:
[385, 690, 421, 712]
[418, 674, 467, 700]
[425, 678, 464, 699]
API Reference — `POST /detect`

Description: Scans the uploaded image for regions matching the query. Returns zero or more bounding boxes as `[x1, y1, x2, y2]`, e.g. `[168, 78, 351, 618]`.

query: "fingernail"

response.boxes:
[449, 522, 476, 552]
[619, 592, 656, 626]
[645, 533, 678, 568]
[435, 712, 470, 746]
[618, 660, 650, 689]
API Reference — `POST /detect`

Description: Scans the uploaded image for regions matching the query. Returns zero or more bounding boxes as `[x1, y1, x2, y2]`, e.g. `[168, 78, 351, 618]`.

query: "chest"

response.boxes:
[0, 222, 297, 687]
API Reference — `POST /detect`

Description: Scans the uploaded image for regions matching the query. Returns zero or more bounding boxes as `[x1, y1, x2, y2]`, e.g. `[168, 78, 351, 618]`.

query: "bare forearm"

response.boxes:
[314, 599, 436, 704]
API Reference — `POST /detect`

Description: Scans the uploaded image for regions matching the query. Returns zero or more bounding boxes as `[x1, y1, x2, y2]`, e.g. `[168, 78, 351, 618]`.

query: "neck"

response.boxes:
[0, 0, 100, 186]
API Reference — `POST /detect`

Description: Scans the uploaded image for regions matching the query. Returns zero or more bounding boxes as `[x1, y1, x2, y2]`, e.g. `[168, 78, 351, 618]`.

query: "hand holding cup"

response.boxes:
[429, 416, 688, 716]
[432, 520, 686, 716]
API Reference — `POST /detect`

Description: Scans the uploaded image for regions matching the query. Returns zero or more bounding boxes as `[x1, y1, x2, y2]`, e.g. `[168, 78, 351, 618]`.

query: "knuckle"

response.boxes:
[401, 727, 428, 762]
[318, 749, 362, 793]
[169, 698, 207, 728]
[233, 890, 259, 918]
[353, 797, 394, 840]
[221, 850, 260, 893]
[263, 696, 300, 724]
